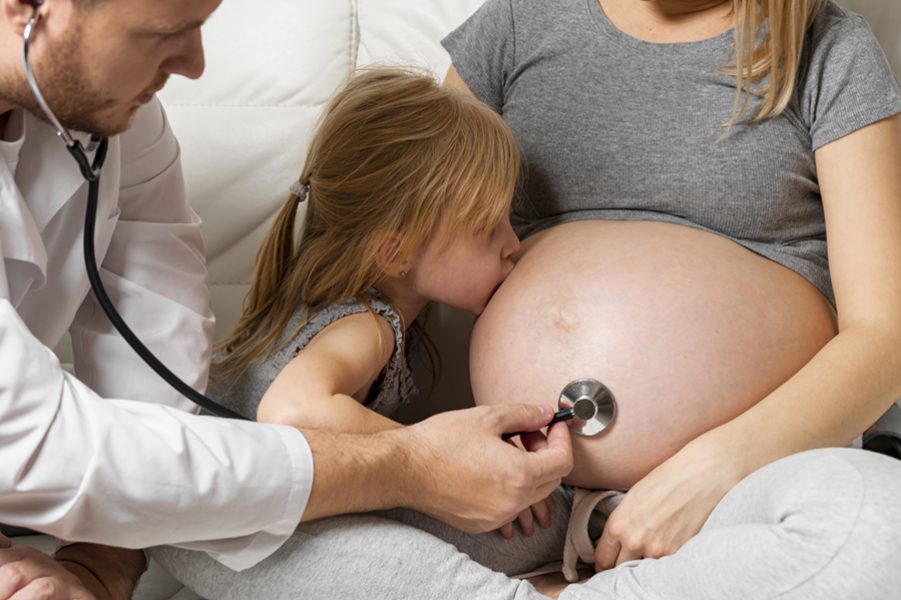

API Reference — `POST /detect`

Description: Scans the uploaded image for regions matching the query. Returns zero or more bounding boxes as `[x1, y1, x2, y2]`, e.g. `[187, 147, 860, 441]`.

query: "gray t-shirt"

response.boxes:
[207, 294, 417, 421]
[443, 0, 901, 305]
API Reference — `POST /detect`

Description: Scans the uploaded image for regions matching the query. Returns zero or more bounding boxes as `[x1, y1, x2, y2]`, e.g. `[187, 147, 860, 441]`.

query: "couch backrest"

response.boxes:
[157, 0, 484, 342]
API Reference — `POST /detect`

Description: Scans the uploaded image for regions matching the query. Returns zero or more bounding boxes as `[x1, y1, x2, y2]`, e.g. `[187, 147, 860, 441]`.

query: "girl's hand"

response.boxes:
[500, 493, 556, 539]
[594, 431, 748, 570]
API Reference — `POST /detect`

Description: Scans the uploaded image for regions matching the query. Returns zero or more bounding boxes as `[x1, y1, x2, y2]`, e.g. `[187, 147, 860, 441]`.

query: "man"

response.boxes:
[0, 0, 572, 597]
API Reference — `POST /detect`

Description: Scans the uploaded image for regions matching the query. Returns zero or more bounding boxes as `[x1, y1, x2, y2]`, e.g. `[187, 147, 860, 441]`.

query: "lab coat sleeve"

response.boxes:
[3, 97, 314, 570]
[0, 296, 313, 570]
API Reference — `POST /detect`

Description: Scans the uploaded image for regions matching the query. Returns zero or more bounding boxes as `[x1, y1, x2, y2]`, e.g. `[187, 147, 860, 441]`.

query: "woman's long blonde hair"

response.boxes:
[726, 0, 826, 126]
[215, 68, 520, 379]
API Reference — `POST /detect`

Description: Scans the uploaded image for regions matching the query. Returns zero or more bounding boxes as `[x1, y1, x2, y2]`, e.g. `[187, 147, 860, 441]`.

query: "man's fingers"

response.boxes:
[0, 556, 45, 599]
[9, 578, 65, 600]
[491, 404, 552, 437]
[522, 420, 573, 485]
[532, 480, 563, 508]
[520, 430, 548, 452]
[499, 522, 514, 540]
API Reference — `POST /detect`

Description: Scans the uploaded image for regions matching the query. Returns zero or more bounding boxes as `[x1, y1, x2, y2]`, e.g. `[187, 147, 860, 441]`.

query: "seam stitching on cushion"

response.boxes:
[350, 0, 360, 70]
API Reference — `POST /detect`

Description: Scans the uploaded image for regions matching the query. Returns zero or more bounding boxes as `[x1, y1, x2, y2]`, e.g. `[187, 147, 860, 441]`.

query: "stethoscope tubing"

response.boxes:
[22, 6, 246, 420]
[502, 408, 575, 441]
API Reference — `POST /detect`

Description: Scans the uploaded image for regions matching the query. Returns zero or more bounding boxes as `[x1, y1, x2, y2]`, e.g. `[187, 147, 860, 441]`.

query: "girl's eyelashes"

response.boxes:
[473, 223, 499, 240]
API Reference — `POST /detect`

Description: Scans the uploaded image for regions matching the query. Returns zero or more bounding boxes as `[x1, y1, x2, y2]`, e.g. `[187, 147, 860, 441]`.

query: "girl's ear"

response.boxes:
[374, 231, 412, 278]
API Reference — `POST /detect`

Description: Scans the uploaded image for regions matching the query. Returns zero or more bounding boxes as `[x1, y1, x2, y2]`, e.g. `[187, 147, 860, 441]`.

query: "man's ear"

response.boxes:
[4, 0, 44, 36]
[374, 231, 412, 278]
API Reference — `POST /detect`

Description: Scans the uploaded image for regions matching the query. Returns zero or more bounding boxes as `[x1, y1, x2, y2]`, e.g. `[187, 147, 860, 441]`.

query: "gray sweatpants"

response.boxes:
[150, 448, 901, 599]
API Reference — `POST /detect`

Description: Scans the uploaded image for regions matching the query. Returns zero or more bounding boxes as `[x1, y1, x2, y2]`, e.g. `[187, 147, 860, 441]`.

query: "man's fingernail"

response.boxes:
[539, 405, 550, 418]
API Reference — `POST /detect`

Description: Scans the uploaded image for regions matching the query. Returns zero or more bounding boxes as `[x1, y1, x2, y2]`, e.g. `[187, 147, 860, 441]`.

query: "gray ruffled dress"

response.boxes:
[207, 293, 417, 421]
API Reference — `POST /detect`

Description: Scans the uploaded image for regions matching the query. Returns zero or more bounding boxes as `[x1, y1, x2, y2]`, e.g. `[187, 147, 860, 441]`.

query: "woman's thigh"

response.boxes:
[150, 488, 572, 600]
[564, 448, 901, 600]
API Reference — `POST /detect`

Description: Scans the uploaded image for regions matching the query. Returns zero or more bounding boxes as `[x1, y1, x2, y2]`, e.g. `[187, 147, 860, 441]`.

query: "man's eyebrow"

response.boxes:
[147, 16, 210, 35]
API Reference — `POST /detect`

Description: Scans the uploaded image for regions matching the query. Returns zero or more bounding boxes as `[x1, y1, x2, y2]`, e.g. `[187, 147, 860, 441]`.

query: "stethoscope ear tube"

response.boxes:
[81, 159, 248, 420]
[19, 5, 247, 420]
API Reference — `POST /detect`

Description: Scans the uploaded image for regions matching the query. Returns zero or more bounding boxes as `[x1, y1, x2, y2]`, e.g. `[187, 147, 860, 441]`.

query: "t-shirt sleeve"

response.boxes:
[441, 0, 515, 112]
[803, 13, 901, 151]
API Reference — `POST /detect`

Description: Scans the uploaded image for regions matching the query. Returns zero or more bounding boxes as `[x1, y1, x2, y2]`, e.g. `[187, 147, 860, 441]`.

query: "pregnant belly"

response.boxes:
[470, 220, 836, 490]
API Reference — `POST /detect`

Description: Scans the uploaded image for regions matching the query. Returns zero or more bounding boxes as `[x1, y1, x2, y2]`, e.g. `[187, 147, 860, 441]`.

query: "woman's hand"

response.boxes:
[594, 431, 747, 570]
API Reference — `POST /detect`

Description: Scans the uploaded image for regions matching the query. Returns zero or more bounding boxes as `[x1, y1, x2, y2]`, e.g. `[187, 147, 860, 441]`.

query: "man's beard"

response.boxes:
[3, 21, 132, 137]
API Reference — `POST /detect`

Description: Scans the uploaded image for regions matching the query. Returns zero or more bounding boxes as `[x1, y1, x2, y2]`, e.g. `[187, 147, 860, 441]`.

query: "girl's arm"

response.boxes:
[257, 312, 402, 434]
[595, 113, 901, 569]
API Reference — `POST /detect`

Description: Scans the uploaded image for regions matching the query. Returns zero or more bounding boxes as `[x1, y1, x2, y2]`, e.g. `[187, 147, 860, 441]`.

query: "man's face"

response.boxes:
[20, 0, 221, 136]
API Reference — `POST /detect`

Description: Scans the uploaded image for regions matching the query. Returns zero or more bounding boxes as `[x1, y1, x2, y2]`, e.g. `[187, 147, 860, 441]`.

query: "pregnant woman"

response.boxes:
[153, 1, 901, 598]
[450, 0, 901, 595]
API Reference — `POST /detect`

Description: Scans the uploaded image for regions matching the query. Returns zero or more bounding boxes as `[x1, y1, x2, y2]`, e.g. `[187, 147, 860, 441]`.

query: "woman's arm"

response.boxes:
[443, 66, 476, 98]
[718, 113, 901, 462]
[257, 313, 402, 433]
[595, 113, 901, 569]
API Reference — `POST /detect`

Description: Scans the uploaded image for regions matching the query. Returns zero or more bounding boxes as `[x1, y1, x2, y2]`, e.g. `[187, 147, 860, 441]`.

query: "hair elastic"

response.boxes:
[289, 180, 309, 204]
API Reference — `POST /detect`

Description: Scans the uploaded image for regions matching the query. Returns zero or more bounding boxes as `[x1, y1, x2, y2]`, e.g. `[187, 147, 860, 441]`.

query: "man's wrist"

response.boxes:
[56, 559, 112, 600]
[300, 427, 426, 521]
[379, 426, 422, 511]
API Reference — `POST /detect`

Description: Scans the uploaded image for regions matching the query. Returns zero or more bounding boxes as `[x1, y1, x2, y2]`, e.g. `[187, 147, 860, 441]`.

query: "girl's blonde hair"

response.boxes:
[216, 68, 520, 378]
[726, 0, 826, 126]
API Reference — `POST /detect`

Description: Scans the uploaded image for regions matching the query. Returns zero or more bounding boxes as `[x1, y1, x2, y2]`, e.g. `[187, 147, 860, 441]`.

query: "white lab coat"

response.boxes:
[0, 98, 312, 571]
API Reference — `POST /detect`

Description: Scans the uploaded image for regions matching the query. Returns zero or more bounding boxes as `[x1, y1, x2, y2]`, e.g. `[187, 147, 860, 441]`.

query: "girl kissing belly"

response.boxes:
[470, 220, 837, 491]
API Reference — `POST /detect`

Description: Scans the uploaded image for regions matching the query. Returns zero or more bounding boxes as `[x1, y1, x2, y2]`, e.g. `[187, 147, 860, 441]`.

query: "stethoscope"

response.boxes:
[22, 1, 245, 420]
[503, 379, 617, 440]
[21, 2, 618, 436]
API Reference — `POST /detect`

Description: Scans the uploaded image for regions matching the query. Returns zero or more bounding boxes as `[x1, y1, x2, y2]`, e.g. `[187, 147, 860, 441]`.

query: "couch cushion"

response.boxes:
[159, 0, 360, 339]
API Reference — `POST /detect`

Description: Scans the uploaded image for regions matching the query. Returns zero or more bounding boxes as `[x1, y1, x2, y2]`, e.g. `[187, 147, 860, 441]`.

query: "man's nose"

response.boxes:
[162, 29, 206, 80]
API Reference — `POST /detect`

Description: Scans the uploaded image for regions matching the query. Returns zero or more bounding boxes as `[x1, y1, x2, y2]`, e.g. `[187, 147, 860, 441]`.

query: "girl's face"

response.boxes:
[407, 209, 520, 315]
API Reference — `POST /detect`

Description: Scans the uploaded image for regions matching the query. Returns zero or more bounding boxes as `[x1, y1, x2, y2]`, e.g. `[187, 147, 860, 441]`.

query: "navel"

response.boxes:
[552, 304, 579, 332]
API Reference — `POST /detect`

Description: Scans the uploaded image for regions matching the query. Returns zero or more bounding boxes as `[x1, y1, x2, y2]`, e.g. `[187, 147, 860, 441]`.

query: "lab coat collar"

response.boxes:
[0, 112, 100, 284]
[17, 111, 97, 234]
[0, 160, 45, 284]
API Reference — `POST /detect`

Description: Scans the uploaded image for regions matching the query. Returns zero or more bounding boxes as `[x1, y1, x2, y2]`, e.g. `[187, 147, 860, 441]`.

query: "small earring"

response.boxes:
[399, 270, 407, 278]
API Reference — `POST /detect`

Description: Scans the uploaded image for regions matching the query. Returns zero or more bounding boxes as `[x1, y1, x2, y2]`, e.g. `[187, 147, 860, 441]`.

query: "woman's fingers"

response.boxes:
[594, 532, 621, 572]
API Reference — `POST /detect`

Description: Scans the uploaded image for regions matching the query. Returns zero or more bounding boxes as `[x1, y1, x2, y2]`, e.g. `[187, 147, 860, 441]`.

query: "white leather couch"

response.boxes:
[30, 1, 901, 598]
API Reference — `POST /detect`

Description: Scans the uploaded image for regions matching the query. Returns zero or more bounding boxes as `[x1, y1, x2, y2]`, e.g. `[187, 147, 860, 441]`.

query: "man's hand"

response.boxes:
[0, 535, 145, 600]
[400, 404, 573, 533]
[0, 534, 98, 600]
[300, 404, 572, 531]
[500, 430, 558, 539]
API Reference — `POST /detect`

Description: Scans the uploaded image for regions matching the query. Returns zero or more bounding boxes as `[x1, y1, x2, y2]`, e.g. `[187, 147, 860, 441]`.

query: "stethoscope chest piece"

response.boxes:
[558, 378, 616, 437]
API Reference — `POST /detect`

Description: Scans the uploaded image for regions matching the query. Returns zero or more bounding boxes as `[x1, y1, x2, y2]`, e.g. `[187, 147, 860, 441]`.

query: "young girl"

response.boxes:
[209, 67, 521, 439]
